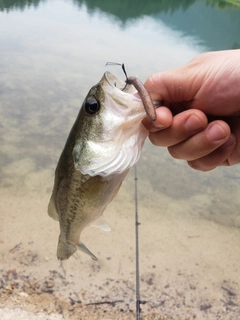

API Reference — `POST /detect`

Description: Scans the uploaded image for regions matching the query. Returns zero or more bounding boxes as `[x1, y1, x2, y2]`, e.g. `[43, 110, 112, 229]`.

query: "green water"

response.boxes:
[0, 1, 240, 319]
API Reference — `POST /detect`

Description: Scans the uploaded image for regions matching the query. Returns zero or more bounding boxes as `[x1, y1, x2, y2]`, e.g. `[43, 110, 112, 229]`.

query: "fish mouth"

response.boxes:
[104, 71, 125, 89]
[102, 71, 144, 117]
[103, 71, 137, 94]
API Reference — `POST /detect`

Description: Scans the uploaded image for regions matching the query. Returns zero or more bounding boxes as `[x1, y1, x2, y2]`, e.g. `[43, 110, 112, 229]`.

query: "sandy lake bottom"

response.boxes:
[1, 145, 240, 320]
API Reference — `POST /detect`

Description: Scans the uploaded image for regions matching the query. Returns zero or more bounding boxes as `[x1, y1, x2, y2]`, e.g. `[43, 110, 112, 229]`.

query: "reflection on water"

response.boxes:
[1, 0, 240, 51]
[0, 0, 43, 11]
[2, 0, 240, 12]
[0, 0, 240, 319]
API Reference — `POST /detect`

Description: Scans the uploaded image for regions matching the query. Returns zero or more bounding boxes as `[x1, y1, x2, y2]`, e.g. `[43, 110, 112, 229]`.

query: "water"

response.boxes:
[1, 0, 240, 319]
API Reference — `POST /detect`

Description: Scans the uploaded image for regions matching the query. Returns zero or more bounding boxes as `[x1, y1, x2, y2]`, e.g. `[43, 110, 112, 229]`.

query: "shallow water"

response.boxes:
[1, 0, 240, 319]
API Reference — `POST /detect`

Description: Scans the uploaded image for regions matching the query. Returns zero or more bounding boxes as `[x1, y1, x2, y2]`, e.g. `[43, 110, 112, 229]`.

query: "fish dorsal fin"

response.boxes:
[91, 216, 111, 232]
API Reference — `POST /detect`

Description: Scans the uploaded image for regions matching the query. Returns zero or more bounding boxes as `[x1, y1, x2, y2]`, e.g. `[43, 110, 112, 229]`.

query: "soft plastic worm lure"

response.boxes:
[106, 62, 157, 121]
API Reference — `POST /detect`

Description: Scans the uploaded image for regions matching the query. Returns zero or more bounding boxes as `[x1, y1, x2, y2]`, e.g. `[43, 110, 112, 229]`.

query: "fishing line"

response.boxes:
[106, 62, 142, 317]
[134, 164, 141, 320]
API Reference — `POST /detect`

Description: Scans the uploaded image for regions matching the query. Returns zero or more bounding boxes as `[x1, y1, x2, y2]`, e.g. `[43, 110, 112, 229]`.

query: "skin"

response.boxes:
[142, 49, 240, 172]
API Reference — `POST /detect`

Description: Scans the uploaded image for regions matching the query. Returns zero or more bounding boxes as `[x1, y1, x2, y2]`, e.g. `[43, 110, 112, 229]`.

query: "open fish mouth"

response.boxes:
[104, 71, 126, 90]
[104, 67, 157, 121]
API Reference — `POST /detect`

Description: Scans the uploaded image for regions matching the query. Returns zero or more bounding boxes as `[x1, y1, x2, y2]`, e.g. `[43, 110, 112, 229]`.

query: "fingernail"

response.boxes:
[153, 120, 166, 130]
[207, 124, 227, 142]
[142, 118, 165, 132]
[184, 114, 204, 132]
[221, 134, 236, 150]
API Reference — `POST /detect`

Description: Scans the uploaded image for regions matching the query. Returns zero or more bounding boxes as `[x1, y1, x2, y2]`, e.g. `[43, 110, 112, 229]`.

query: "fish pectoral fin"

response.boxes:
[48, 195, 59, 221]
[90, 215, 111, 232]
[77, 242, 98, 261]
[57, 239, 77, 260]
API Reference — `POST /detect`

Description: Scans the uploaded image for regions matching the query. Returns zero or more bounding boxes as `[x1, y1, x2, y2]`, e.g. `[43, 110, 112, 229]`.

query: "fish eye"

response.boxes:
[84, 97, 100, 115]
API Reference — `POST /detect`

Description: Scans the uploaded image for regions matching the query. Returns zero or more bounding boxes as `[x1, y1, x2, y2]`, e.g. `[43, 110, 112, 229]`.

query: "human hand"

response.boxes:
[143, 50, 240, 171]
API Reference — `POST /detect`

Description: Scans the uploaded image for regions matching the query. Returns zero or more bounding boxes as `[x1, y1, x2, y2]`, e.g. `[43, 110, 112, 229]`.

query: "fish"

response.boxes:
[48, 71, 150, 261]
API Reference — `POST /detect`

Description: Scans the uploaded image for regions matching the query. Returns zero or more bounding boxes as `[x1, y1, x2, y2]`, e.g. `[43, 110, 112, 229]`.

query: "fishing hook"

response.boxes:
[105, 62, 157, 121]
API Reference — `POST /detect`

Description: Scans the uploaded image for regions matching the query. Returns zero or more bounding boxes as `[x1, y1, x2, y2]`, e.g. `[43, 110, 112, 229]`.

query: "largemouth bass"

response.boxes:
[48, 72, 149, 261]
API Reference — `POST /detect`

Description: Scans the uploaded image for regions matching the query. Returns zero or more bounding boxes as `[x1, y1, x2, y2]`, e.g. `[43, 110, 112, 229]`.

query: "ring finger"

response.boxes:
[168, 120, 231, 161]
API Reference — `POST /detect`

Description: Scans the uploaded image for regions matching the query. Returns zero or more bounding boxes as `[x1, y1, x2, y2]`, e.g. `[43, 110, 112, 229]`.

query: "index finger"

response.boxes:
[144, 68, 199, 103]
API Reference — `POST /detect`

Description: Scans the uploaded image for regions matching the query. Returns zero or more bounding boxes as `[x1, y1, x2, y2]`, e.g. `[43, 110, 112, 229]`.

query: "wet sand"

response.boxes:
[1, 151, 240, 319]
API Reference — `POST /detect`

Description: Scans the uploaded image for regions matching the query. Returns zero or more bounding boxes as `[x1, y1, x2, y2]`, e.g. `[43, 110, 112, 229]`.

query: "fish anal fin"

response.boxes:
[77, 242, 98, 261]
[91, 215, 111, 232]
[48, 195, 59, 221]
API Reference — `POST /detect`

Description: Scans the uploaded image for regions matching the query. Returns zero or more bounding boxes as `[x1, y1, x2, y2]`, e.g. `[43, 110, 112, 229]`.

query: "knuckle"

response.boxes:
[168, 146, 183, 159]
[149, 134, 161, 147]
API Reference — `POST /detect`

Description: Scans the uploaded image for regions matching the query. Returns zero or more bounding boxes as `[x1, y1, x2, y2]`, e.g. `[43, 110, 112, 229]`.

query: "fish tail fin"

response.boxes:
[57, 235, 98, 261]
[57, 237, 77, 260]
[77, 242, 98, 261]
